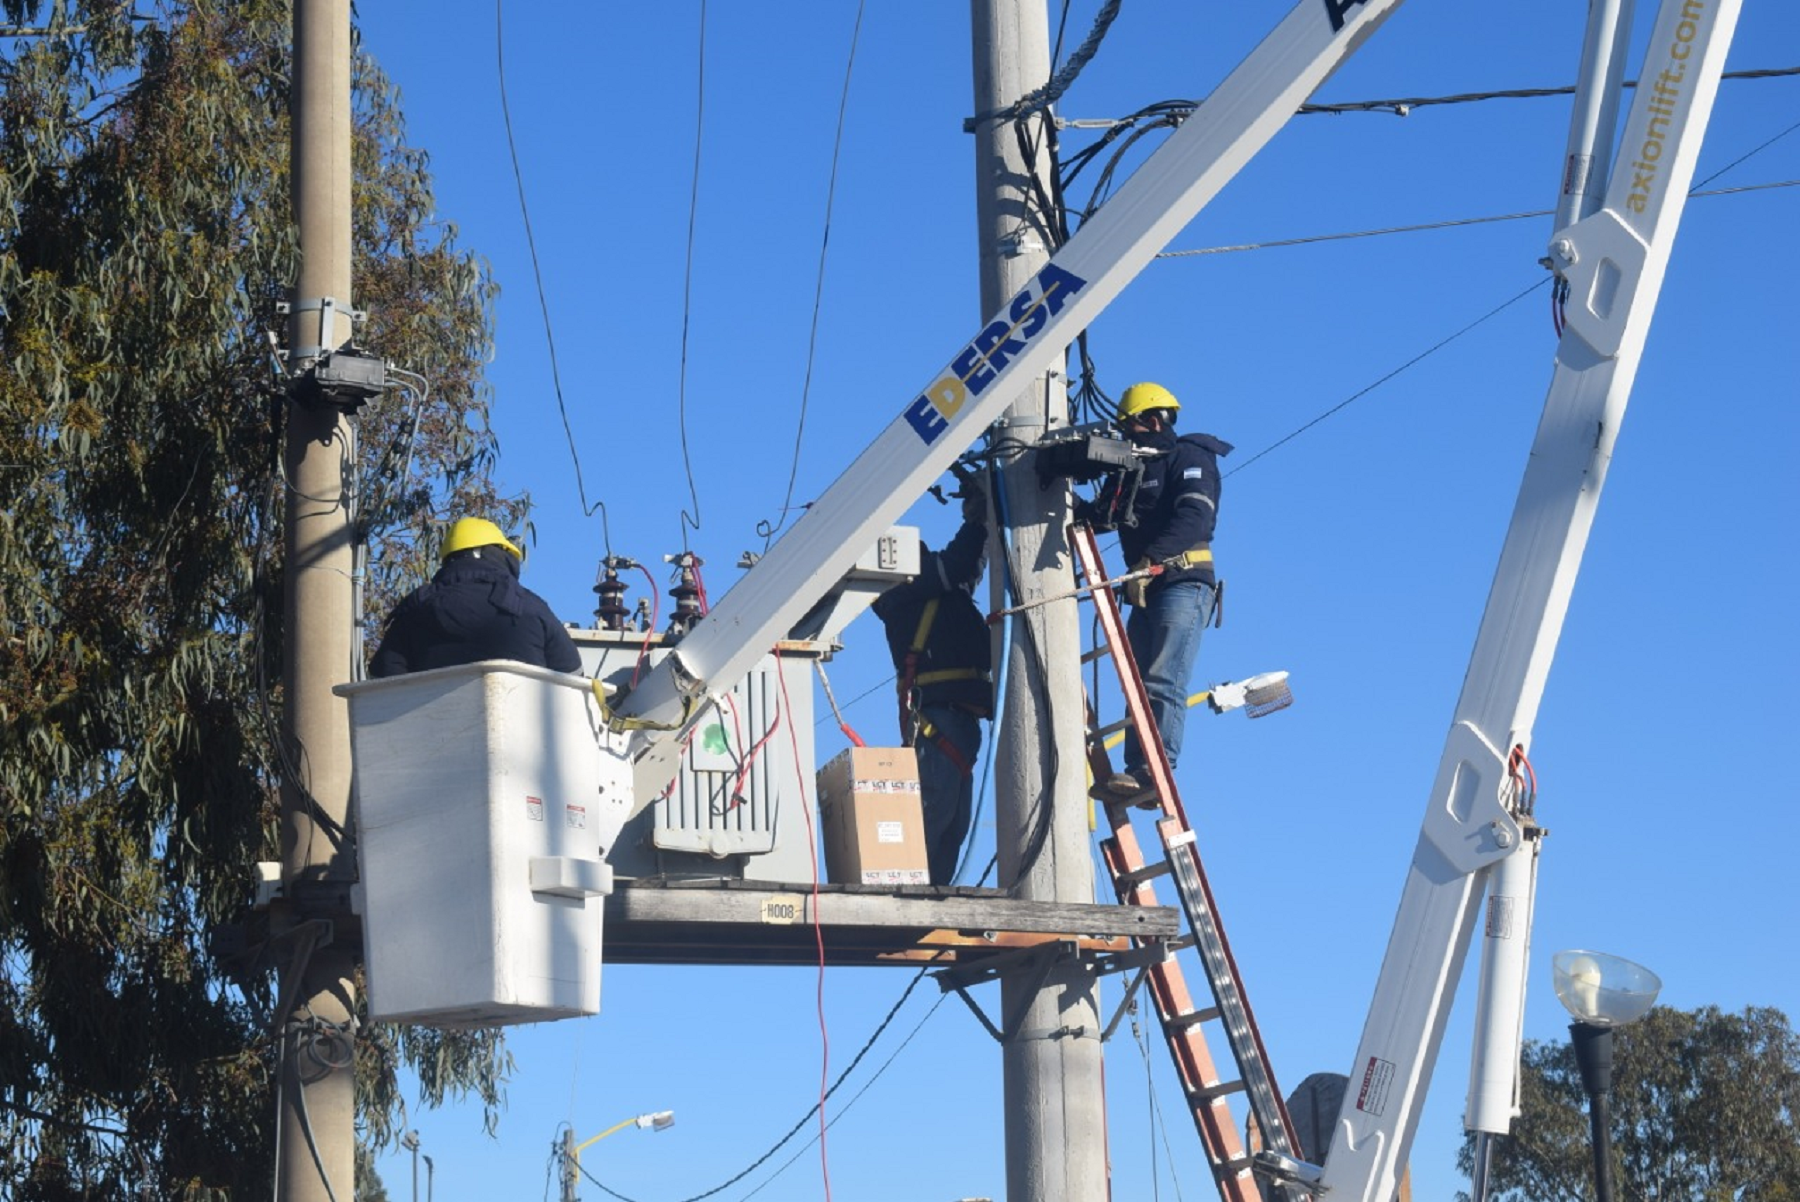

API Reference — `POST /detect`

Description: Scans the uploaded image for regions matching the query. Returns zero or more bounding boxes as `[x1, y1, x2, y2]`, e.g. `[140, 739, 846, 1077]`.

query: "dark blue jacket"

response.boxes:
[871, 516, 992, 716]
[370, 549, 581, 677]
[1105, 429, 1232, 588]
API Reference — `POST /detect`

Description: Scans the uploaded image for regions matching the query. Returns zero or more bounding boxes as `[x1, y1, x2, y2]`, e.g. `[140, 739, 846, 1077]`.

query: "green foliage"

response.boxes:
[1, 2, 523, 1194]
[1458, 1005, 1800, 1201]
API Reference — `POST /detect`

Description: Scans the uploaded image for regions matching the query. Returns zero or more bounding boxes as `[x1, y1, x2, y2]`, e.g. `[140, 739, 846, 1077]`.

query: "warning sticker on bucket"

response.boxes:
[525, 796, 545, 822]
[1356, 1056, 1395, 1117]
[565, 804, 587, 830]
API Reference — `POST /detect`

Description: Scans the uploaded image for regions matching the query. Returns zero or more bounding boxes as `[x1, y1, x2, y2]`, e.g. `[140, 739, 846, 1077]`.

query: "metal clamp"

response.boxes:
[278, 296, 369, 362]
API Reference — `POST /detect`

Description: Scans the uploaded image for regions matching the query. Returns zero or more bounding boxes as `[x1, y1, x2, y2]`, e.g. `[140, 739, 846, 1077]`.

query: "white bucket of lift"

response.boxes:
[335, 661, 632, 1028]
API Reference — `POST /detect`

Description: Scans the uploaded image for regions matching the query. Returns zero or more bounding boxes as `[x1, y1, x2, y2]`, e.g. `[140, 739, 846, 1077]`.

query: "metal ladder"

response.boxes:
[1071, 522, 1299, 1201]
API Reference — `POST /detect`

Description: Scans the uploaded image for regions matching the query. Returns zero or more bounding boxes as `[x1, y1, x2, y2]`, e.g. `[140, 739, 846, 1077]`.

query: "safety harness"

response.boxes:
[896, 597, 983, 778]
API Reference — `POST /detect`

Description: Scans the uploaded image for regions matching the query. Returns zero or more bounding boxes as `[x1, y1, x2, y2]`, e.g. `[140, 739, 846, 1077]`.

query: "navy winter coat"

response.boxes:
[369, 549, 581, 678]
[1102, 428, 1232, 588]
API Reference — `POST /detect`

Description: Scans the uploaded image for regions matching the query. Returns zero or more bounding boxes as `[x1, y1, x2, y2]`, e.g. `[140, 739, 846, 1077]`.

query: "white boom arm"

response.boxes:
[612, 0, 1412, 753]
[1316, 1, 1740, 1197]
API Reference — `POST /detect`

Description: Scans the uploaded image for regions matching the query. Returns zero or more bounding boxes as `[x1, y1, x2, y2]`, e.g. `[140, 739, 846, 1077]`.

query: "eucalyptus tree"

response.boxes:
[2, 2, 526, 1194]
[1458, 1005, 1800, 1201]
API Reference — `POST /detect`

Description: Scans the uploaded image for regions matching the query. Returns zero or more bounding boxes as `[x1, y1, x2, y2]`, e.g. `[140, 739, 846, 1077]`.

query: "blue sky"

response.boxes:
[356, 3, 1798, 1199]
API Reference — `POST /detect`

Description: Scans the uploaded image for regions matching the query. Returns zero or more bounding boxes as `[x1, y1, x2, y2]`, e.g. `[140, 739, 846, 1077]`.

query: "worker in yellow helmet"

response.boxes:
[370, 517, 581, 678]
[1085, 383, 1233, 803]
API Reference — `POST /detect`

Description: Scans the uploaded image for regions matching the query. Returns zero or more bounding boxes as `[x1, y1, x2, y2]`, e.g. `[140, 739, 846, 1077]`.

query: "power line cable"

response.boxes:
[1215, 140, 1798, 477]
[1057, 65, 1799, 128]
[1226, 276, 1550, 480]
[732, 993, 951, 1200]
[1059, 68, 1798, 229]
[676, 0, 710, 551]
[582, 966, 941, 1202]
[1293, 64, 1800, 117]
[759, 0, 868, 551]
[1153, 176, 1798, 261]
[1692, 117, 1800, 189]
[494, 0, 614, 554]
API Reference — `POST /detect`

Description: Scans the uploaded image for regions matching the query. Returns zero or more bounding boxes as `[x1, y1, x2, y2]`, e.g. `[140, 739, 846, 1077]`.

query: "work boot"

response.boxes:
[1094, 770, 1137, 798]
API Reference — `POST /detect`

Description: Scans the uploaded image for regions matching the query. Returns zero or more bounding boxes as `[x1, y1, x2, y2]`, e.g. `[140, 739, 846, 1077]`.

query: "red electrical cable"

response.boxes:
[814, 660, 866, 748]
[1507, 743, 1539, 813]
[775, 650, 832, 1201]
[630, 562, 661, 686]
[719, 691, 784, 813]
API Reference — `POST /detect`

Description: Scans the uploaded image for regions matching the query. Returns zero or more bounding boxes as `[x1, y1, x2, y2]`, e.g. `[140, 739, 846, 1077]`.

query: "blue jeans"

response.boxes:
[1122, 579, 1216, 775]
[914, 702, 983, 885]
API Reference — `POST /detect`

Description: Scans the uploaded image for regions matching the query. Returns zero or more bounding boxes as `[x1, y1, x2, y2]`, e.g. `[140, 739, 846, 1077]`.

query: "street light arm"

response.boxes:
[572, 1110, 676, 1158]
[571, 1117, 638, 1158]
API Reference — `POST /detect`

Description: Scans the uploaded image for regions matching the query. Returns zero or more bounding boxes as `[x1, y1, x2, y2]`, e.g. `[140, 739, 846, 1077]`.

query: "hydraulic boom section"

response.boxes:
[1315, 1, 1741, 1198]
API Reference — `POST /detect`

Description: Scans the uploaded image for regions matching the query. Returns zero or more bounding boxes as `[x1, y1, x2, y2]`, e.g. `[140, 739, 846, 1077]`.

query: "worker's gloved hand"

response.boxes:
[1122, 558, 1153, 608]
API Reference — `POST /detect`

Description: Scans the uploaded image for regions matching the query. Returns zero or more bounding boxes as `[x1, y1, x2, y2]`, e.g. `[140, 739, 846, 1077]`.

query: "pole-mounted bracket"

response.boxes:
[278, 295, 368, 363]
[934, 936, 1173, 1045]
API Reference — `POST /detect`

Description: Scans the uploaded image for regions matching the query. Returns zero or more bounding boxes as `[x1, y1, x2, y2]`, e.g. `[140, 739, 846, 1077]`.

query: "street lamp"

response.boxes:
[399, 1130, 421, 1202]
[1551, 949, 1661, 1202]
[559, 1111, 676, 1202]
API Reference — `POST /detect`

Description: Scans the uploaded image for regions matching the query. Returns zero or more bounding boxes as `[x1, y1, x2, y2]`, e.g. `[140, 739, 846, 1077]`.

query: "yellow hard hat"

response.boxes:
[442, 517, 523, 563]
[1118, 382, 1180, 419]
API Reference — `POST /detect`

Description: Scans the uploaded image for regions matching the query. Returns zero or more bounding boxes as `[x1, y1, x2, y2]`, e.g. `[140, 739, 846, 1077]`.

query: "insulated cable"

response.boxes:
[675, 0, 710, 552]
[1224, 276, 1551, 480]
[733, 991, 951, 1199]
[813, 659, 866, 748]
[758, 0, 867, 552]
[494, 0, 615, 555]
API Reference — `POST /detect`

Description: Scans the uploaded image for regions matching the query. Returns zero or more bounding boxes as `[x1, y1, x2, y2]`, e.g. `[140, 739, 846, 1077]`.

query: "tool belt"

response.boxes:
[1154, 544, 1224, 628]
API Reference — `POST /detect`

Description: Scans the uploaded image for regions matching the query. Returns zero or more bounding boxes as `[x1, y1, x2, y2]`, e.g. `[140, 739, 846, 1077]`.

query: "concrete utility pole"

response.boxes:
[560, 1130, 578, 1202]
[969, 3, 1109, 1199]
[277, 1, 358, 1198]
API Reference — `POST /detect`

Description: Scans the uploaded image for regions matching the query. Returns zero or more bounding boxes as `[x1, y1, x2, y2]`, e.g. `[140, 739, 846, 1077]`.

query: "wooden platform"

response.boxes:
[602, 878, 1179, 968]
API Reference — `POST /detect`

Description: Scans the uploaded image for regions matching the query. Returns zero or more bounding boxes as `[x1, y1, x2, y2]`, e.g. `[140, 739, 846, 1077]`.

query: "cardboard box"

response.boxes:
[816, 747, 929, 886]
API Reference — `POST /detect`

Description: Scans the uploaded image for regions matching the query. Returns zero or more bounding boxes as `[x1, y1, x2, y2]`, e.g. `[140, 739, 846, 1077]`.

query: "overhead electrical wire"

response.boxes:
[494, 0, 615, 555]
[675, 0, 710, 551]
[758, 0, 868, 552]
[1058, 67, 1798, 232]
[1225, 276, 1550, 480]
[733, 991, 951, 1200]
[590, 966, 943, 1202]
[1216, 170, 1798, 478]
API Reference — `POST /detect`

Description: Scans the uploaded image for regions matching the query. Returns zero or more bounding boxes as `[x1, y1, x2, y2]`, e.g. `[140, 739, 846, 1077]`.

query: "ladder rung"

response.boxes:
[1189, 1078, 1248, 1102]
[1080, 645, 1113, 664]
[1114, 860, 1172, 888]
[1090, 716, 1132, 741]
[1167, 1005, 1222, 1030]
[1214, 1156, 1257, 1175]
